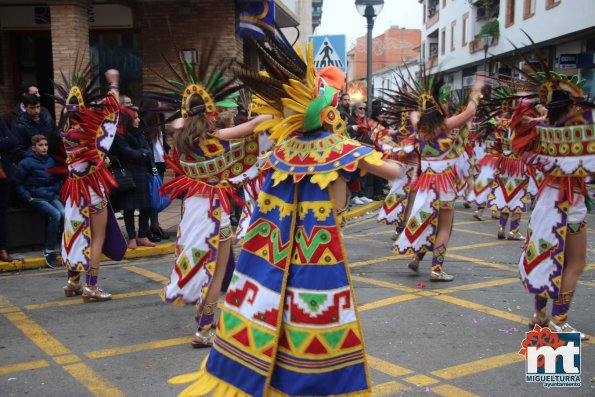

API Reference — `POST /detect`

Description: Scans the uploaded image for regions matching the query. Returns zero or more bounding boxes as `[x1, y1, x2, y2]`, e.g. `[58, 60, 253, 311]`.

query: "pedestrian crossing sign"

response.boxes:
[309, 34, 346, 73]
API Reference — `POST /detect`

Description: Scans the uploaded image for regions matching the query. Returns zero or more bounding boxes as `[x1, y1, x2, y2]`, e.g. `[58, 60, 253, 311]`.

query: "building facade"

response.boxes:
[0, 0, 322, 118]
[419, 0, 595, 95]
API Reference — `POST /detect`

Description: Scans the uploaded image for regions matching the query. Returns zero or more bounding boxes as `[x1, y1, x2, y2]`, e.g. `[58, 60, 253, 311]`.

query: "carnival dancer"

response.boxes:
[511, 56, 593, 340]
[483, 87, 532, 240]
[169, 35, 404, 397]
[144, 49, 273, 347]
[53, 63, 127, 302]
[467, 119, 499, 220]
[388, 70, 486, 281]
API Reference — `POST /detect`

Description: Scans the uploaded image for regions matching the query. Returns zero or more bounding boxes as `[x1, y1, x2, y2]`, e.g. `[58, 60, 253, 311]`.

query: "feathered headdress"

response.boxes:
[231, 30, 346, 142]
[143, 42, 242, 123]
[50, 51, 104, 129]
[507, 31, 586, 108]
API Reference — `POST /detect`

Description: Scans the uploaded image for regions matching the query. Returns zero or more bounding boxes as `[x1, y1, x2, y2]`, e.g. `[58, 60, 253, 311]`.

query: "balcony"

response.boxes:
[469, 34, 499, 54]
[312, 0, 323, 6]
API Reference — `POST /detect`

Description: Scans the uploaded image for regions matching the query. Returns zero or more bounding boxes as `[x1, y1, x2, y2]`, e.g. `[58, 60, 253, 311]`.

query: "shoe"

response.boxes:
[430, 271, 454, 282]
[44, 251, 60, 269]
[407, 258, 420, 273]
[151, 226, 170, 240]
[548, 321, 590, 341]
[134, 210, 140, 216]
[115, 211, 123, 220]
[147, 229, 161, 243]
[491, 210, 500, 219]
[191, 329, 215, 348]
[529, 313, 549, 329]
[473, 210, 484, 221]
[82, 286, 112, 303]
[391, 231, 399, 241]
[0, 249, 13, 262]
[351, 197, 365, 205]
[463, 202, 471, 208]
[507, 231, 524, 240]
[128, 238, 137, 250]
[360, 196, 373, 204]
[64, 280, 84, 297]
[497, 226, 505, 240]
[137, 237, 156, 247]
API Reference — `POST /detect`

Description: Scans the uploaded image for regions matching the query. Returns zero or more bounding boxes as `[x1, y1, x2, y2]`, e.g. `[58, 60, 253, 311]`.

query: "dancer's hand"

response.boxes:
[105, 69, 119, 84]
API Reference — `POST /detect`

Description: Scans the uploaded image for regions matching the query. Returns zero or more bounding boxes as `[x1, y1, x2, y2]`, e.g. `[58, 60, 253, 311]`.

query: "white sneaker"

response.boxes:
[351, 197, 365, 205]
[360, 196, 373, 203]
[115, 212, 123, 220]
[134, 210, 140, 216]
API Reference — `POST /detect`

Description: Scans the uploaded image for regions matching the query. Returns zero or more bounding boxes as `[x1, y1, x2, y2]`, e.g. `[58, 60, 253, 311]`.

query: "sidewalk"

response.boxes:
[0, 199, 382, 272]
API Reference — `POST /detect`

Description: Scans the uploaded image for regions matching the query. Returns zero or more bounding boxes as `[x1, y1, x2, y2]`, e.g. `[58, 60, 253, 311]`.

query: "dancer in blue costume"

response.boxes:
[169, 36, 404, 396]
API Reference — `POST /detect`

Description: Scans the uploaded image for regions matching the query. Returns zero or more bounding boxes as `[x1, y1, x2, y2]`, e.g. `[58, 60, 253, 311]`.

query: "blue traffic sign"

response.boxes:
[309, 34, 347, 73]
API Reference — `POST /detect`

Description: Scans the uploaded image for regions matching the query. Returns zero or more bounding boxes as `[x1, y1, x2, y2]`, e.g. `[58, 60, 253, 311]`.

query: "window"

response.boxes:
[524, 0, 536, 19]
[441, 28, 446, 55]
[546, 0, 561, 10]
[450, 21, 456, 52]
[462, 13, 469, 47]
[505, 0, 516, 27]
[429, 42, 438, 57]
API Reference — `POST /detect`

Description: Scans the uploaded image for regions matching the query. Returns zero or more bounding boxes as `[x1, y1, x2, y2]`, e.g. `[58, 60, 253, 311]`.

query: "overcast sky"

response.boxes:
[316, 0, 423, 48]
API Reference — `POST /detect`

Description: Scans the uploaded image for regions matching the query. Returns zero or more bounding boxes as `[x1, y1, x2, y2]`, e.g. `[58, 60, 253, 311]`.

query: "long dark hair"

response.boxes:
[417, 110, 447, 141]
[175, 95, 214, 155]
[547, 90, 574, 125]
[140, 99, 162, 145]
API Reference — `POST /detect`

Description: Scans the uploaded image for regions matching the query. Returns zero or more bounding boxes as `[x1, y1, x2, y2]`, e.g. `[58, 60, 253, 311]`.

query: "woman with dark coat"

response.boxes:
[111, 109, 155, 249]
[0, 120, 17, 262]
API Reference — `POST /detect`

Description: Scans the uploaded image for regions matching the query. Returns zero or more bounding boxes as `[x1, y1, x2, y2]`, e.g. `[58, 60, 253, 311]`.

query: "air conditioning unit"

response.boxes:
[463, 76, 474, 87]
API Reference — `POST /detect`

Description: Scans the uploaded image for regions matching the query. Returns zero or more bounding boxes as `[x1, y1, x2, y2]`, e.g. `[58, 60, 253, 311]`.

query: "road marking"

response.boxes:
[350, 255, 404, 268]
[86, 336, 189, 359]
[580, 280, 595, 287]
[62, 363, 125, 397]
[345, 216, 377, 228]
[343, 235, 386, 244]
[449, 240, 516, 251]
[53, 354, 81, 365]
[371, 380, 411, 395]
[4, 311, 72, 356]
[433, 295, 530, 325]
[367, 355, 413, 377]
[452, 228, 495, 237]
[453, 220, 496, 226]
[402, 374, 440, 386]
[584, 264, 595, 271]
[123, 265, 169, 284]
[447, 253, 516, 273]
[0, 294, 125, 397]
[351, 275, 421, 294]
[431, 352, 524, 380]
[359, 294, 421, 312]
[0, 359, 49, 375]
[24, 289, 162, 311]
[431, 384, 481, 397]
[434, 278, 518, 294]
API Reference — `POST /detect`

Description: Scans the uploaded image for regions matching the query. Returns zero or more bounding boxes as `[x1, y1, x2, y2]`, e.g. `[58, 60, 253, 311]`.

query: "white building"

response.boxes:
[419, 0, 595, 95]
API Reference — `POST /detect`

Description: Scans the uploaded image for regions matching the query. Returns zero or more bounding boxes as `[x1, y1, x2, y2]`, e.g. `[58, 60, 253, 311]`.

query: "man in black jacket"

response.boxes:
[14, 94, 60, 161]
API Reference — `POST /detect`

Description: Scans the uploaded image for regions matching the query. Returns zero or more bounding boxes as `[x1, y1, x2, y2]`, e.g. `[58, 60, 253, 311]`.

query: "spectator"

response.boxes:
[345, 101, 373, 205]
[120, 95, 133, 108]
[111, 109, 155, 249]
[140, 99, 170, 242]
[14, 94, 60, 161]
[0, 120, 17, 262]
[6, 83, 53, 131]
[14, 134, 64, 268]
[337, 92, 351, 121]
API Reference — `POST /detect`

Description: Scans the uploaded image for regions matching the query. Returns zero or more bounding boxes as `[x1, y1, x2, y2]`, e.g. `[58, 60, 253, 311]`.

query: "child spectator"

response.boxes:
[14, 134, 64, 268]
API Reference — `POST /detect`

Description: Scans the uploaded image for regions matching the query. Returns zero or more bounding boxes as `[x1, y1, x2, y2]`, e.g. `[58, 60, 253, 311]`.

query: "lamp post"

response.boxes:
[480, 33, 493, 75]
[355, 0, 384, 118]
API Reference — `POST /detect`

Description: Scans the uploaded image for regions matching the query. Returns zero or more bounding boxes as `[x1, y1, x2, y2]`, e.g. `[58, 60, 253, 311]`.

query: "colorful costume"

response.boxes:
[144, 50, 272, 331]
[53, 63, 127, 288]
[169, 32, 396, 396]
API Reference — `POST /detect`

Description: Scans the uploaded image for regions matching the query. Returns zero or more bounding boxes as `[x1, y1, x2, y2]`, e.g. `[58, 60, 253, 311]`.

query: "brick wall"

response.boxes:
[49, 0, 91, 119]
[137, 0, 242, 91]
[0, 27, 14, 119]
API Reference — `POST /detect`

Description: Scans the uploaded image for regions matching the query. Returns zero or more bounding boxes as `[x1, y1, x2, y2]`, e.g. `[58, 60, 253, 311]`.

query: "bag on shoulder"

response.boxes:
[148, 167, 170, 212]
[110, 158, 136, 194]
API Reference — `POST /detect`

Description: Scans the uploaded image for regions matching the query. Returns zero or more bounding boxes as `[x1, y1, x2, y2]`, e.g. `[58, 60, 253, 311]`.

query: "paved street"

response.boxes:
[1, 203, 593, 397]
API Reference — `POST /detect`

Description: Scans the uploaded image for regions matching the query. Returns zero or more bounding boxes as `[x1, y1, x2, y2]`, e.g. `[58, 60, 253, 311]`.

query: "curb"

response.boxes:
[0, 202, 382, 273]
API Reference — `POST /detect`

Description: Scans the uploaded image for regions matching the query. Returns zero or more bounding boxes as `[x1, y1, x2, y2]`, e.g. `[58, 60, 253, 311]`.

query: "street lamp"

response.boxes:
[355, 0, 384, 118]
[480, 33, 493, 75]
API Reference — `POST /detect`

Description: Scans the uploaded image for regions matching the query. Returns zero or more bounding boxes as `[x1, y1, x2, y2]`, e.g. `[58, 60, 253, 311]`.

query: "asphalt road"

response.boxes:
[1, 203, 593, 396]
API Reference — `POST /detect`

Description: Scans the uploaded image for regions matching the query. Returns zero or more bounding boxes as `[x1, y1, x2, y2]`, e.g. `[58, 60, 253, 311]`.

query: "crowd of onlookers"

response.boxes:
[337, 92, 388, 206]
[0, 84, 171, 268]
